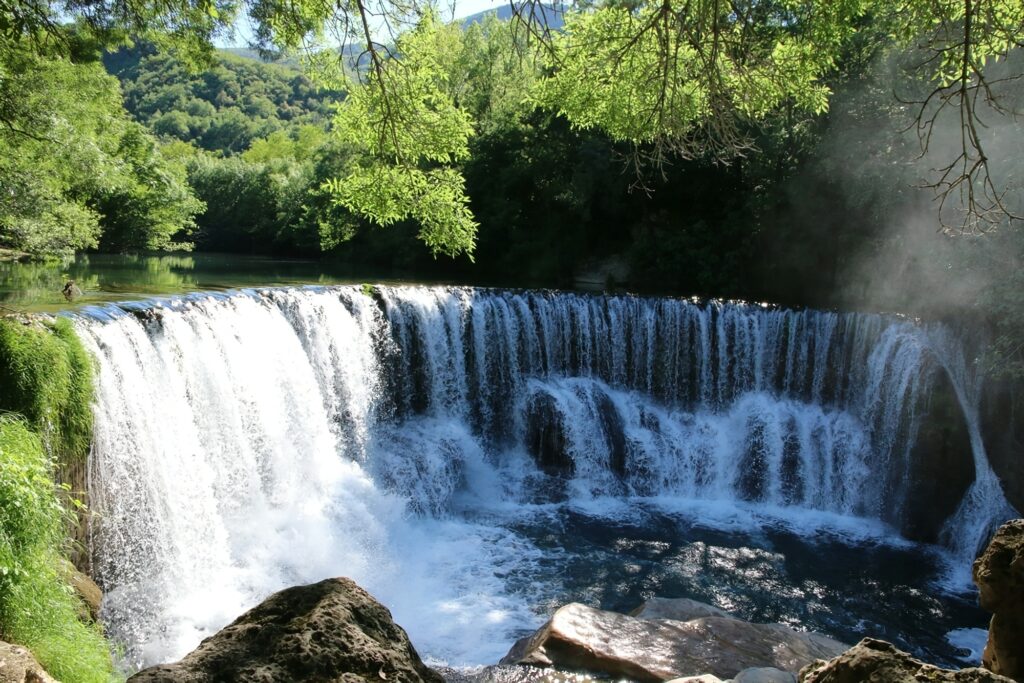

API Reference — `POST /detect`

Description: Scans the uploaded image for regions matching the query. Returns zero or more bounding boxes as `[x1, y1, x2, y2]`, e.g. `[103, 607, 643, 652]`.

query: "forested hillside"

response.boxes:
[104, 47, 337, 154]
[93, 18, 797, 296]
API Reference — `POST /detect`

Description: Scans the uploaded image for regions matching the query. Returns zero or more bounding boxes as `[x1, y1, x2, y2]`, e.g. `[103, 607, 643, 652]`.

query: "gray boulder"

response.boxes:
[500, 602, 846, 682]
[128, 577, 443, 683]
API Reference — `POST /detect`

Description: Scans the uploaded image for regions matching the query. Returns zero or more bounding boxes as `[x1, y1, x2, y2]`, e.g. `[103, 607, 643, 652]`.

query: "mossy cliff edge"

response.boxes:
[0, 316, 115, 682]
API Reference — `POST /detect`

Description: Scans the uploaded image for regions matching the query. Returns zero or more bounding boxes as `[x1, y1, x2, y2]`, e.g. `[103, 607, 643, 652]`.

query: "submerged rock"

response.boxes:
[0, 641, 57, 683]
[973, 518, 1024, 680]
[732, 667, 797, 683]
[128, 577, 443, 683]
[798, 638, 1012, 682]
[499, 602, 846, 682]
[437, 664, 602, 683]
[629, 597, 732, 621]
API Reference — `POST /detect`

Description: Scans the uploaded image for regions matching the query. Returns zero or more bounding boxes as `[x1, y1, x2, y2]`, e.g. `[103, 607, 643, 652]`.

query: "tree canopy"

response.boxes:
[3, 0, 1022, 257]
[0, 45, 202, 256]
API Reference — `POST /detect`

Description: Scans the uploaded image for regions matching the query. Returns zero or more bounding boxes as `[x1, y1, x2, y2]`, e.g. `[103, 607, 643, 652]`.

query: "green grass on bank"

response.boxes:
[0, 317, 94, 465]
[0, 317, 114, 681]
[0, 416, 113, 682]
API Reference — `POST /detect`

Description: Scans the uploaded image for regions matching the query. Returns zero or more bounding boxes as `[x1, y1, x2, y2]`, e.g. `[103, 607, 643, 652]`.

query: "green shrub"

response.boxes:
[0, 416, 113, 682]
[0, 317, 94, 465]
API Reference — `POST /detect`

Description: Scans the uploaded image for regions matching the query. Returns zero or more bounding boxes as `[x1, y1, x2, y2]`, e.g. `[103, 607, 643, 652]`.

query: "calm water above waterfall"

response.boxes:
[73, 285, 1014, 672]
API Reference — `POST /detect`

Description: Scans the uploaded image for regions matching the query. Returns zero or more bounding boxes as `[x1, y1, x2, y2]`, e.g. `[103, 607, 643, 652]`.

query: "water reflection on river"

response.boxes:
[0, 252, 428, 313]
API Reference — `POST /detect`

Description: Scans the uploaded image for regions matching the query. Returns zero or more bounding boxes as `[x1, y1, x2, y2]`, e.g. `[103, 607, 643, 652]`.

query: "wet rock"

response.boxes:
[898, 369, 974, 543]
[629, 597, 731, 621]
[666, 676, 723, 683]
[523, 386, 628, 478]
[798, 638, 1012, 682]
[0, 641, 57, 683]
[70, 569, 103, 622]
[780, 418, 805, 507]
[59, 560, 102, 622]
[499, 603, 846, 682]
[973, 518, 1024, 680]
[128, 577, 443, 683]
[737, 417, 770, 503]
[733, 667, 797, 683]
[525, 392, 572, 476]
[980, 378, 1024, 514]
[593, 390, 627, 477]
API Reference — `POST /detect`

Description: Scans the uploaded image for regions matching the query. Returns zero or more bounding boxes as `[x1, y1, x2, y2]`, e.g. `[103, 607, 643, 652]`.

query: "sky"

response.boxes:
[215, 0, 507, 48]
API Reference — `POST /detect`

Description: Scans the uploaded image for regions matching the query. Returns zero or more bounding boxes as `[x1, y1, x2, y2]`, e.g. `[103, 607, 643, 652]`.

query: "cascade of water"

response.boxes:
[522, 377, 877, 513]
[82, 291, 398, 665]
[75, 285, 1013, 669]
[923, 326, 1019, 585]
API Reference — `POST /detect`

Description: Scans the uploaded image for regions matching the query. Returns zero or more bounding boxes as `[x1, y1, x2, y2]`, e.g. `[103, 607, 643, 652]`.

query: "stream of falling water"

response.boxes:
[75, 286, 1015, 671]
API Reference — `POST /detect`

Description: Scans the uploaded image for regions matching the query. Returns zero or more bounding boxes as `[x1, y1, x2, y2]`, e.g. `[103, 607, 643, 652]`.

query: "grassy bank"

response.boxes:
[0, 316, 114, 682]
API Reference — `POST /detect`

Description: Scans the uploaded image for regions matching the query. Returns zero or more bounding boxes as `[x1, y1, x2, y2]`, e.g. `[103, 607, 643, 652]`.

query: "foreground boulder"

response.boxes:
[500, 602, 846, 681]
[0, 642, 57, 683]
[973, 518, 1024, 680]
[798, 638, 1012, 682]
[128, 577, 443, 683]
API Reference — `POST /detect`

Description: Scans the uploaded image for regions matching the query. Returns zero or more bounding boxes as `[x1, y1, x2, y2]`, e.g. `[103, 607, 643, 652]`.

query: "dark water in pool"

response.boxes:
[478, 502, 987, 669]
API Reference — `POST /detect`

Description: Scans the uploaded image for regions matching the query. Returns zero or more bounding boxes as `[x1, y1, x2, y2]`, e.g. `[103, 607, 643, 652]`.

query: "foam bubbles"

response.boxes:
[945, 627, 988, 664]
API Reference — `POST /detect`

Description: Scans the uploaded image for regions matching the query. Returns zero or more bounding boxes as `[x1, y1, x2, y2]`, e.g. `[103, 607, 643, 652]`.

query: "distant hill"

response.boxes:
[460, 2, 566, 31]
[104, 45, 341, 155]
[210, 5, 567, 74]
[102, 6, 564, 156]
[220, 47, 304, 69]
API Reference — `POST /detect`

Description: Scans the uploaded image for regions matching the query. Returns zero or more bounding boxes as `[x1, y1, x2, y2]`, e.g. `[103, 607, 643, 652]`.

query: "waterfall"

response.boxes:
[925, 326, 1020, 585]
[75, 285, 1014, 669]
